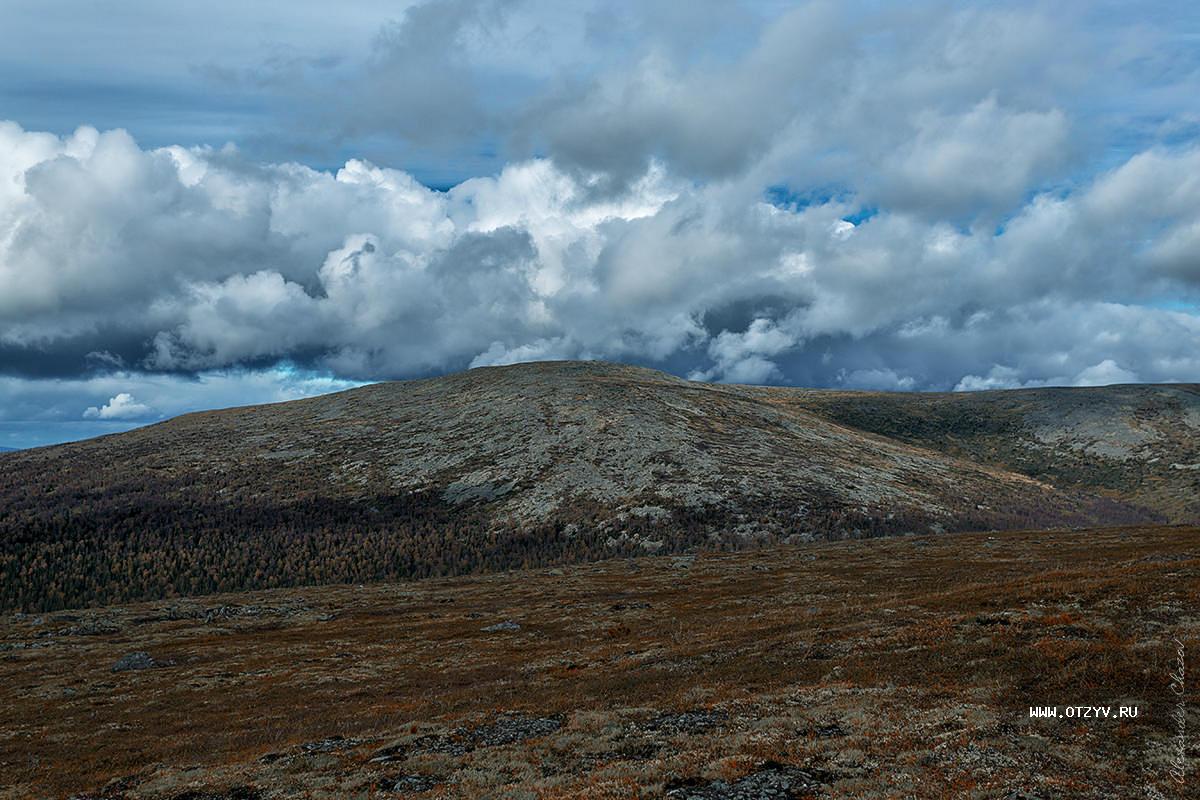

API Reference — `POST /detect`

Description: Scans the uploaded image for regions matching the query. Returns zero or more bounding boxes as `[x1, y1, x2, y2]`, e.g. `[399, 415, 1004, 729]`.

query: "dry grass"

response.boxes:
[2, 525, 1198, 799]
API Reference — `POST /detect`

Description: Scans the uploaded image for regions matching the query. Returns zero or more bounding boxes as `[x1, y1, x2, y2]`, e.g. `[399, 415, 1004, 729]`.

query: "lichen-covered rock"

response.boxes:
[111, 651, 157, 672]
[481, 620, 521, 633]
[665, 763, 834, 799]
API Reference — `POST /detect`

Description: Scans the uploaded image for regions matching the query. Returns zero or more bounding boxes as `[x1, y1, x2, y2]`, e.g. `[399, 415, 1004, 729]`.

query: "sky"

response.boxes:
[2, 0, 1200, 448]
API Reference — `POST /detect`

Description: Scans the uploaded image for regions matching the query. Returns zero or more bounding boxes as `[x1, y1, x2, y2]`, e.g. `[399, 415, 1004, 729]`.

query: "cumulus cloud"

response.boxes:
[691, 318, 799, 383]
[524, 3, 1086, 207]
[1072, 359, 1140, 387]
[83, 393, 154, 420]
[954, 366, 1025, 393]
[1, 119, 1199, 403]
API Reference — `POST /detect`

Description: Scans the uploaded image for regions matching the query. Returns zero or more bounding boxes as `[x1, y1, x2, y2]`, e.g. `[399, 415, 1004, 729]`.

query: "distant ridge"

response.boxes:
[2, 360, 1195, 611]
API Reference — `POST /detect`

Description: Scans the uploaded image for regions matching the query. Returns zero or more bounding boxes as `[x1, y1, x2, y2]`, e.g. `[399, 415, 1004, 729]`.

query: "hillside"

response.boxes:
[1, 361, 1194, 612]
[776, 383, 1200, 523]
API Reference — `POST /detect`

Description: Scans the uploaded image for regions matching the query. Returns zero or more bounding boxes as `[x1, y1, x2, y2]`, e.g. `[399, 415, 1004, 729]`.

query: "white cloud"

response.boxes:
[840, 368, 916, 392]
[469, 337, 586, 368]
[954, 366, 1024, 392]
[879, 97, 1070, 218]
[1072, 359, 1139, 387]
[0, 119, 1198, 403]
[83, 393, 154, 420]
[693, 317, 798, 384]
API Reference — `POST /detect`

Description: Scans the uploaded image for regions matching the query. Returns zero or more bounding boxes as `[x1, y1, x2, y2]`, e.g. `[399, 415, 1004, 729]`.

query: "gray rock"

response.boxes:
[371, 731, 475, 761]
[644, 709, 726, 735]
[169, 787, 261, 800]
[300, 735, 362, 754]
[378, 775, 437, 794]
[806, 722, 847, 737]
[111, 651, 157, 672]
[471, 715, 562, 746]
[481, 620, 521, 633]
[665, 763, 834, 799]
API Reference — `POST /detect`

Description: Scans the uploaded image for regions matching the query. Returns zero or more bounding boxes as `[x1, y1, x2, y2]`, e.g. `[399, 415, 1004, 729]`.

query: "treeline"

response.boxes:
[0, 461, 1157, 613]
[1, 481, 575, 612]
[0, 479, 888, 612]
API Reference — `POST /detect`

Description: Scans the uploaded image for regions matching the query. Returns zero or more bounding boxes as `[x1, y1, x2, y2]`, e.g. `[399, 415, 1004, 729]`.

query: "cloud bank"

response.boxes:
[2, 121, 1198, 393]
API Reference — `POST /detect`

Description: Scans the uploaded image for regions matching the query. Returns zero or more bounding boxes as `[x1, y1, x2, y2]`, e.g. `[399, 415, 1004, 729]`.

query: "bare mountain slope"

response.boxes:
[0, 361, 1179, 611]
[775, 383, 1200, 522]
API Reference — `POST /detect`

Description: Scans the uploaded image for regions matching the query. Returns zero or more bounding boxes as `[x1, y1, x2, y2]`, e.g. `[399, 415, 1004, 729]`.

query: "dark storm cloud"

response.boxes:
[0, 332, 148, 379]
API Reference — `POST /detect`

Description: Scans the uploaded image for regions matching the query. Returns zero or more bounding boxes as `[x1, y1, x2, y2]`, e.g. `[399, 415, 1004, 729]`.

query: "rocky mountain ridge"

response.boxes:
[2, 361, 1195, 611]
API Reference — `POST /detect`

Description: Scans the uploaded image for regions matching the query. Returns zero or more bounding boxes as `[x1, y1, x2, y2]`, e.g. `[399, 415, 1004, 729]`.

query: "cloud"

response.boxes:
[1072, 359, 1140, 387]
[83, 393, 154, 420]
[691, 318, 798, 383]
[515, 2, 1091, 209]
[2, 2, 1200, 448]
[840, 368, 917, 392]
[6, 1, 1199, 184]
[954, 366, 1025, 392]
[877, 97, 1070, 219]
[330, 0, 515, 147]
[1, 120, 1199, 404]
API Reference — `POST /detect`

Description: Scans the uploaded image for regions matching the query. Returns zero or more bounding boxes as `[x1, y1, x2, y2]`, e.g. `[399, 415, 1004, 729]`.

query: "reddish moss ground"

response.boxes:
[2, 526, 1198, 799]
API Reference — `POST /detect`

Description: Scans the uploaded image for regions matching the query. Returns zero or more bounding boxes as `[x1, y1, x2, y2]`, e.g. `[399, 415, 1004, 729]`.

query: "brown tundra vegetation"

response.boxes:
[2, 526, 1197, 799]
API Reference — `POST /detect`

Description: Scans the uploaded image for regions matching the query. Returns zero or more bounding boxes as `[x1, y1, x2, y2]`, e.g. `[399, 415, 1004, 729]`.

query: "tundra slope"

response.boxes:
[777, 382, 1200, 523]
[1, 361, 1191, 611]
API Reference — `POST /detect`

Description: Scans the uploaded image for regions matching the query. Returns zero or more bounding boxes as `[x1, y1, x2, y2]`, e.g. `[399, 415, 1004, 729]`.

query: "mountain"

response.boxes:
[2, 361, 1195, 612]
[780, 382, 1200, 522]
